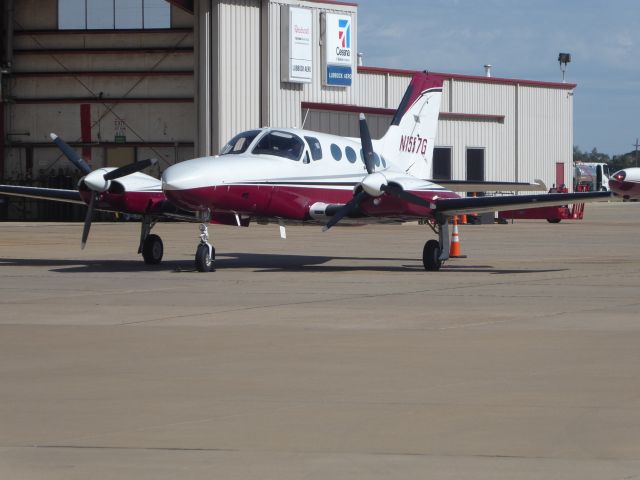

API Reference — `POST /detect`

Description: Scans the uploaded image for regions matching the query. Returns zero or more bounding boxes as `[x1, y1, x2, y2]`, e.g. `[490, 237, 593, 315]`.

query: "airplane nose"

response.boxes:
[162, 158, 217, 211]
[162, 161, 199, 191]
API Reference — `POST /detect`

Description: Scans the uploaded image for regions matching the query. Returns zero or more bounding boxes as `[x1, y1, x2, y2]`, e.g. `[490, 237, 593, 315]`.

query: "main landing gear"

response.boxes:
[422, 218, 450, 271]
[138, 215, 163, 265]
[195, 223, 215, 272]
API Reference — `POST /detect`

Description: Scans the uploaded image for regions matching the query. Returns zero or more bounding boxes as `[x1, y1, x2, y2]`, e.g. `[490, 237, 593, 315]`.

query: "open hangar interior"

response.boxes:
[1, 0, 575, 220]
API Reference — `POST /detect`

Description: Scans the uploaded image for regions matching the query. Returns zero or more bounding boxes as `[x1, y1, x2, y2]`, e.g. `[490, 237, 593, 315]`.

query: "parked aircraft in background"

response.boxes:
[0, 72, 610, 271]
[609, 168, 640, 200]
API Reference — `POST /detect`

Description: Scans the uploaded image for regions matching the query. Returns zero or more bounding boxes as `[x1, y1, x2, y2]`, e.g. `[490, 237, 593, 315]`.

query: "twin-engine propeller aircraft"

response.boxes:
[609, 168, 640, 200]
[1, 72, 609, 271]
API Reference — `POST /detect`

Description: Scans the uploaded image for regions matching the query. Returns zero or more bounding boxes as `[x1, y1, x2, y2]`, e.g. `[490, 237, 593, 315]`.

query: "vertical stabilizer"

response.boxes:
[378, 72, 444, 179]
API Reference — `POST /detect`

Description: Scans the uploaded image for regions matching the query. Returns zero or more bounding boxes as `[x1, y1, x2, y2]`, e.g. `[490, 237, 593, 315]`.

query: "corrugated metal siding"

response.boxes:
[215, 0, 261, 150]
[518, 85, 574, 190]
[304, 109, 390, 139]
[266, 1, 358, 130]
[445, 80, 516, 182]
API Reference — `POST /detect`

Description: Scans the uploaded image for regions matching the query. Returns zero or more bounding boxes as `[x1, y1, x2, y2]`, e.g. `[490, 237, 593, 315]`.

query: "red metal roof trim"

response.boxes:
[358, 66, 577, 90]
[301, 102, 505, 123]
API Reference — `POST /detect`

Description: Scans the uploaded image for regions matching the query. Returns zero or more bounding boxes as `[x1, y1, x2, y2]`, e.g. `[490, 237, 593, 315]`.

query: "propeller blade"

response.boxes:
[359, 114, 376, 174]
[81, 192, 97, 250]
[323, 190, 369, 231]
[50, 133, 92, 176]
[381, 183, 431, 209]
[103, 158, 158, 181]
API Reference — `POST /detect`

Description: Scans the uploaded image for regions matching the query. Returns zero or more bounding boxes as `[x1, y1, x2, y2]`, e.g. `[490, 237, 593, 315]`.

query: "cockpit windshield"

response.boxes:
[220, 130, 261, 155]
[251, 130, 304, 161]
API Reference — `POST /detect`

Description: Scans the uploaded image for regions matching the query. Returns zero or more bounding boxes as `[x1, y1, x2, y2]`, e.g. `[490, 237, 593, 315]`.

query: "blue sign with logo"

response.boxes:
[326, 65, 352, 87]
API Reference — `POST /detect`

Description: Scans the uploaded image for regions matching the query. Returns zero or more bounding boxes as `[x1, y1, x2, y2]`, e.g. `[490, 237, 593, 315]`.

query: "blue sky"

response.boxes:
[358, 0, 640, 156]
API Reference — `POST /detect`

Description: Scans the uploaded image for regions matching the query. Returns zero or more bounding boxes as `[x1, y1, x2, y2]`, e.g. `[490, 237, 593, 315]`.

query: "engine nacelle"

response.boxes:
[308, 202, 346, 221]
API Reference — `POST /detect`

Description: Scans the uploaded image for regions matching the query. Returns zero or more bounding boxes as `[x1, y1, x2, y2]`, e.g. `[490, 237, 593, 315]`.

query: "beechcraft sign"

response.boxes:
[322, 13, 354, 87]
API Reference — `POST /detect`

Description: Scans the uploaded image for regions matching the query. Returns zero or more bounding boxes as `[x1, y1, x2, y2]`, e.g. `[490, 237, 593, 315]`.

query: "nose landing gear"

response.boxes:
[195, 223, 215, 272]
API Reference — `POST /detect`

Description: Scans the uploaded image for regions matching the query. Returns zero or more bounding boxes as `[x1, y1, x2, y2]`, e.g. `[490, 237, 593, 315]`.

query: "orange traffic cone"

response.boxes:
[449, 217, 466, 258]
[460, 214, 468, 225]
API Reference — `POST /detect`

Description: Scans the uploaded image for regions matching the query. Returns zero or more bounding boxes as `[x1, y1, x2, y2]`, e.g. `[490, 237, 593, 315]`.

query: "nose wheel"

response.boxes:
[195, 223, 215, 272]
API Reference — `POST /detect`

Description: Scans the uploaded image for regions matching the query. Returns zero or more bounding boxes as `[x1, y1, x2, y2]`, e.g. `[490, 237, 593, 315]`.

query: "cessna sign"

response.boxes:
[322, 13, 354, 87]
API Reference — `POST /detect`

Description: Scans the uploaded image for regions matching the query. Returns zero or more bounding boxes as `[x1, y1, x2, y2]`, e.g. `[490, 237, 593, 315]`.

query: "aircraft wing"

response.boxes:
[432, 179, 547, 192]
[432, 191, 611, 217]
[0, 184, 84, 204]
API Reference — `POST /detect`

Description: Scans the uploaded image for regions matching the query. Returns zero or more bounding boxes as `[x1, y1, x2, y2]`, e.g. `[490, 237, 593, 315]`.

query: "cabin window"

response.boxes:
[345, 146, 357, 163]
[304, 136, 323, 161]
[330, 144, 342, 161]
[359, 149, 382, 168]
[220, 130, 261, 155]
[252, 131, 304, 161]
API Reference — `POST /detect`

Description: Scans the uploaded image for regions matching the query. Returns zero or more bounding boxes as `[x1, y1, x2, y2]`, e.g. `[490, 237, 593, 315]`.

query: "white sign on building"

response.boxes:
[281, 6, 312, 83]
[322, 12, 353, 87]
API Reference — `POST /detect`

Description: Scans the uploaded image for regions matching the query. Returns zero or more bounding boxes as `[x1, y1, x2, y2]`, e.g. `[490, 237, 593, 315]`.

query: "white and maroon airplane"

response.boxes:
[0, 72, 610, 271]
[609, 168, 640, 200]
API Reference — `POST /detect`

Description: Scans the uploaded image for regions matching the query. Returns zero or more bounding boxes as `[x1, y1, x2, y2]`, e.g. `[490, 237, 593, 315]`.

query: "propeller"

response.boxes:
[322, 114, 432, 231]
[81, 192, 97, 250]
[50, 133, 92, 176]
[50, 132, 158, 248]
[104, 158, 158, 181]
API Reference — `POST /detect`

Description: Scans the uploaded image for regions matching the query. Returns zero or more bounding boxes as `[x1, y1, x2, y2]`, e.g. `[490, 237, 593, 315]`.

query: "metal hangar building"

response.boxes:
[0, 0, 576, 218]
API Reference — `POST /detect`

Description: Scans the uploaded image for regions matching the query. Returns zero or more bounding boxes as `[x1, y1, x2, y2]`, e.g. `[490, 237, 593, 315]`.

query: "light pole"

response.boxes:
[634, 138, 639, 168]
[558, 53, 571, 83]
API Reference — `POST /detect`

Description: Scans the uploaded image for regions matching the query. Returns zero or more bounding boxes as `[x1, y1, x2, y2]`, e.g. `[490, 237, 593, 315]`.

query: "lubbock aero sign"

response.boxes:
[323, 13, 353, 87]
[281, 6, 312, 83]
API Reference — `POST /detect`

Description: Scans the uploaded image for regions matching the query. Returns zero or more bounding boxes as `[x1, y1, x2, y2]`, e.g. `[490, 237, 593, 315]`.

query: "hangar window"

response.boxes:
[304, 137, 323, 161]
[345, 146, 357, 164]
[220, 130, 261, 155]
[59, 0, 170, 30]
[330, 144, 342, 161]
[433, 147, 452, 180]
[252, 131, 304, 161]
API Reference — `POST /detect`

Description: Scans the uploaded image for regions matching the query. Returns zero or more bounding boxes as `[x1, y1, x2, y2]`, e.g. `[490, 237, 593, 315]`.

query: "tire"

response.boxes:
[195, 243, 215, 272]
[142, 234, 163, 264]
[422, 239, 442, 271]
[546, 218, 562, 223]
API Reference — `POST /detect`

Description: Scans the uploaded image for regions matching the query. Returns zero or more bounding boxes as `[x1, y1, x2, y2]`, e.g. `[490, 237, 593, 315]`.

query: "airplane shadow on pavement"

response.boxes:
[0, 253, 567, 275]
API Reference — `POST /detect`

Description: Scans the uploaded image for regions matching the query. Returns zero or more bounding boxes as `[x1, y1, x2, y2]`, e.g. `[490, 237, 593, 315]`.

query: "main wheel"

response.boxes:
[195, 243, 215, 272]
[422, 239, 442, 271]
[142, 234, 163, 264]
[546, 218, 562, 223]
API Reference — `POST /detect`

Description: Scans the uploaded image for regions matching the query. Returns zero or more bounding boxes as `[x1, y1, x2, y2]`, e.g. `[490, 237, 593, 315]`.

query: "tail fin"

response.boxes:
[378, 72, 444, 179]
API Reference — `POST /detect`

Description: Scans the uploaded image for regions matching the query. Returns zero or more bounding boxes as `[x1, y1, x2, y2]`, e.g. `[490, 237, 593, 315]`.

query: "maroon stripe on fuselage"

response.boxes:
[165, 184, 460, 220]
